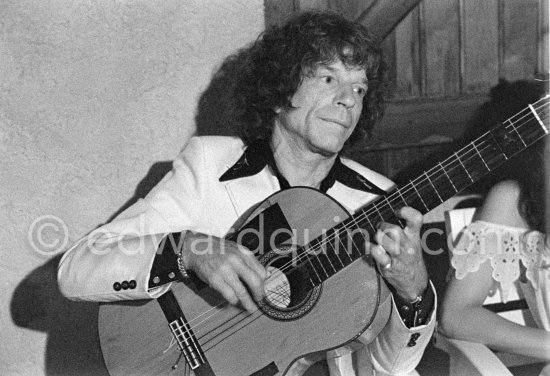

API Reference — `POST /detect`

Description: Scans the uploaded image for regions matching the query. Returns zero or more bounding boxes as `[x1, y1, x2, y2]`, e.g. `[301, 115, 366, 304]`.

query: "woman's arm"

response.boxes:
[439, 180, 550, 360]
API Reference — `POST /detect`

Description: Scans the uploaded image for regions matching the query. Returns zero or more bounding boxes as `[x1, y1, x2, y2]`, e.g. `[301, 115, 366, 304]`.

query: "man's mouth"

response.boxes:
[320, 117, 350, 128]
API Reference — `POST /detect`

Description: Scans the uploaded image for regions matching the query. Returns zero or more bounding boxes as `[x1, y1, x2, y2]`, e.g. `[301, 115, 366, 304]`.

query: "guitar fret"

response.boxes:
[307, 241, 332, 278]
[476, 135, 507, 170]
[378, 200, 401, 227]
[398, 190, 424, 213]
[424, 172, 443, 203]
[318, 235, 338, 273]
[383, 195, 395, 213]
[462, 142, 497, 182]
[382, 195, 406, 227]
[303, 251, 323, 285]
[398, 190, 408, 207]
[363, 214, 377, 232]
[301, 222, 370, 285]
[410, 180, 429, 211]
[348, 225, 365, 260]
[472, 143, 490, 171]
[439, 162, 458, 193]
[341, 218, 368, 261]
[334, 232, 347, 268]
[488, 130, 509, 160]
[506, 118, 527, 147]
[455, 152, 474, 182]
[312, 254, 330, 279]
[373, 202, 384, 223]
[355, 240, 368, 260]
[335, 225, 357, 266]
[338, 224, 357, 263]
[442, 158, 471, 192]
[344, 243, 354, 262]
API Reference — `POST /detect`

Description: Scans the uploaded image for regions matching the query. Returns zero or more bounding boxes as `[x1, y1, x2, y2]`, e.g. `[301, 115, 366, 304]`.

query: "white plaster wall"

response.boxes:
[0, 0, 264, 374]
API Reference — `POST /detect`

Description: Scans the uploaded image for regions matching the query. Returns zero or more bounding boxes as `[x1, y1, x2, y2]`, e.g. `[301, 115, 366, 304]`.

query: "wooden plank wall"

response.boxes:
[264, 0, 548, 179]
[383, 0, 545, 100]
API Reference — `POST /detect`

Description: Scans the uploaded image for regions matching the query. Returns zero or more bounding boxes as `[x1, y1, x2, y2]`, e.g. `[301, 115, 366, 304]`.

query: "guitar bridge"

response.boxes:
[169, 317, 206, 370]
[157, 291, 211, 373]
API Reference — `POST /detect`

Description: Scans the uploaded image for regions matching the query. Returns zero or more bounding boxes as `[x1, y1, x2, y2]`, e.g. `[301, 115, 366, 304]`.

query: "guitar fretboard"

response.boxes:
[300, 95, 550, 287]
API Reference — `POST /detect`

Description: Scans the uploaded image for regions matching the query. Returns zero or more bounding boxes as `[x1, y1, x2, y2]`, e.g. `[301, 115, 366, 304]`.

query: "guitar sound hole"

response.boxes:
[258, 247, 321, 321]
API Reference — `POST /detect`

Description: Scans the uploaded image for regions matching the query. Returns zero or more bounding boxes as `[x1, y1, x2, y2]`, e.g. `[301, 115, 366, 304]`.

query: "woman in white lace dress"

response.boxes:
[439, 131, 550, 369]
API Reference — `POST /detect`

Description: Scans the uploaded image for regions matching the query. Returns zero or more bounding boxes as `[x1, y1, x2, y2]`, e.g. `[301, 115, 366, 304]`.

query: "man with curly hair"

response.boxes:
[59, 11, 435, 376]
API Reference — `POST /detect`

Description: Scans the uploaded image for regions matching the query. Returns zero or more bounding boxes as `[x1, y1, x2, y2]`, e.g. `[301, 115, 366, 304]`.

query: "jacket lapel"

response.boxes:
[224, 167, 280, 218]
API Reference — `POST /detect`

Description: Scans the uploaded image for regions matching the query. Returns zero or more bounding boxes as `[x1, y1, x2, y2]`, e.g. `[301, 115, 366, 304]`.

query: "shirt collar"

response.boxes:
[219, 138, 387, 195]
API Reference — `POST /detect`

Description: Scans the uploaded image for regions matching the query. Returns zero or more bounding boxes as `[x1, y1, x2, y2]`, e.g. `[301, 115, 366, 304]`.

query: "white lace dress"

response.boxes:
[451, 220, 550, 333]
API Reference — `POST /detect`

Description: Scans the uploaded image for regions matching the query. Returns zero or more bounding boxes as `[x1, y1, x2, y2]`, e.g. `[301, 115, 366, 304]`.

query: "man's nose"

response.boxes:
[334, 85, 355, 109]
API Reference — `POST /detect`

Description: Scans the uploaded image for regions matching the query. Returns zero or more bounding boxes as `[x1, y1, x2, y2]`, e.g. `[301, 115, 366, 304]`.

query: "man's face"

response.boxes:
[275, 60, 368, 156]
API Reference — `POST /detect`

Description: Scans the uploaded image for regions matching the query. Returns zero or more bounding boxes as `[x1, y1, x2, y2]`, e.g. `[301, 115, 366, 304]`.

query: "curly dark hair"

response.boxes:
[203, 10, 387, 148]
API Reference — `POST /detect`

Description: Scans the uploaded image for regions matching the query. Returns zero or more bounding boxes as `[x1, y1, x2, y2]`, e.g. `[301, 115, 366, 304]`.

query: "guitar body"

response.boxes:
[99, 187, 390, 376]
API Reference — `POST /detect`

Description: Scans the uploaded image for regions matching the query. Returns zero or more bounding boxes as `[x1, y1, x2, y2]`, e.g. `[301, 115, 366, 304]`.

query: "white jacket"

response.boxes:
[58, 136, 436, 376]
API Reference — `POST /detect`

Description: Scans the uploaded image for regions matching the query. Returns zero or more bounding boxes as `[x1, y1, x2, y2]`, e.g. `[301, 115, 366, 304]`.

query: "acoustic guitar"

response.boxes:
[98, 95, 549, 376]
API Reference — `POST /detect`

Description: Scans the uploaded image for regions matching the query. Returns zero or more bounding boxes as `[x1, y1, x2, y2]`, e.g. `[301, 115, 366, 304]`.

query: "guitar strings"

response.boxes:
[191, 96, 549, 324]
[178, 99, 549, 347]
[174, 98, 549, 354]
[184, 102, 550, 356]
[191, 108, 550, 354]
[185, 100, 549, 344]
[167, 285, 291, 357]
[172, 272, 294, 342]
[191, 284, 291, 344]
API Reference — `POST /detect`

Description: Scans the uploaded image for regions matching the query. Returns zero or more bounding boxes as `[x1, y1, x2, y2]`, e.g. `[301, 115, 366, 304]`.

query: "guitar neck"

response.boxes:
[301, 95, 549, 286]
[362, 95, 549, 218]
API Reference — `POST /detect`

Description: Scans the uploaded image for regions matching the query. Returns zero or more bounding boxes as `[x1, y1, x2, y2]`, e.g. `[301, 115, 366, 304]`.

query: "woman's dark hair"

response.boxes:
[198, 11, 387, 148]
[462, 79, 548, 232]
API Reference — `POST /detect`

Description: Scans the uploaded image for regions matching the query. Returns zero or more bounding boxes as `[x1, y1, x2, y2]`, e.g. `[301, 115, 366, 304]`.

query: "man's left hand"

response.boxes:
[367, 206, 428, 301]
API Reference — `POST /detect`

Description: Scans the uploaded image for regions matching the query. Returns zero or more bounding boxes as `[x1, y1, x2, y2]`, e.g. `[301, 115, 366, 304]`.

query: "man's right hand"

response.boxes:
[181, 232, 267, 313]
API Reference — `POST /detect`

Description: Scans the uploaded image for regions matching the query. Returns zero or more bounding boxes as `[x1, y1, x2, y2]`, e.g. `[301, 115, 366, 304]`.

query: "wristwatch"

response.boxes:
[392, 284, 434, 328]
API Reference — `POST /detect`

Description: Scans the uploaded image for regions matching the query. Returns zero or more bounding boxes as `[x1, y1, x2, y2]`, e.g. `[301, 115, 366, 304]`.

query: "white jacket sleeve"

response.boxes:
[363, 282, 437, 375]
[57, 137, 210, 302]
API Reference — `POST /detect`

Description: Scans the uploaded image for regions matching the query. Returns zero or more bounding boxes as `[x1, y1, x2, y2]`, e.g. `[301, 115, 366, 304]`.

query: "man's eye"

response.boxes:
[355, 87, 367, 96]
[322, 76, 334, 84]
